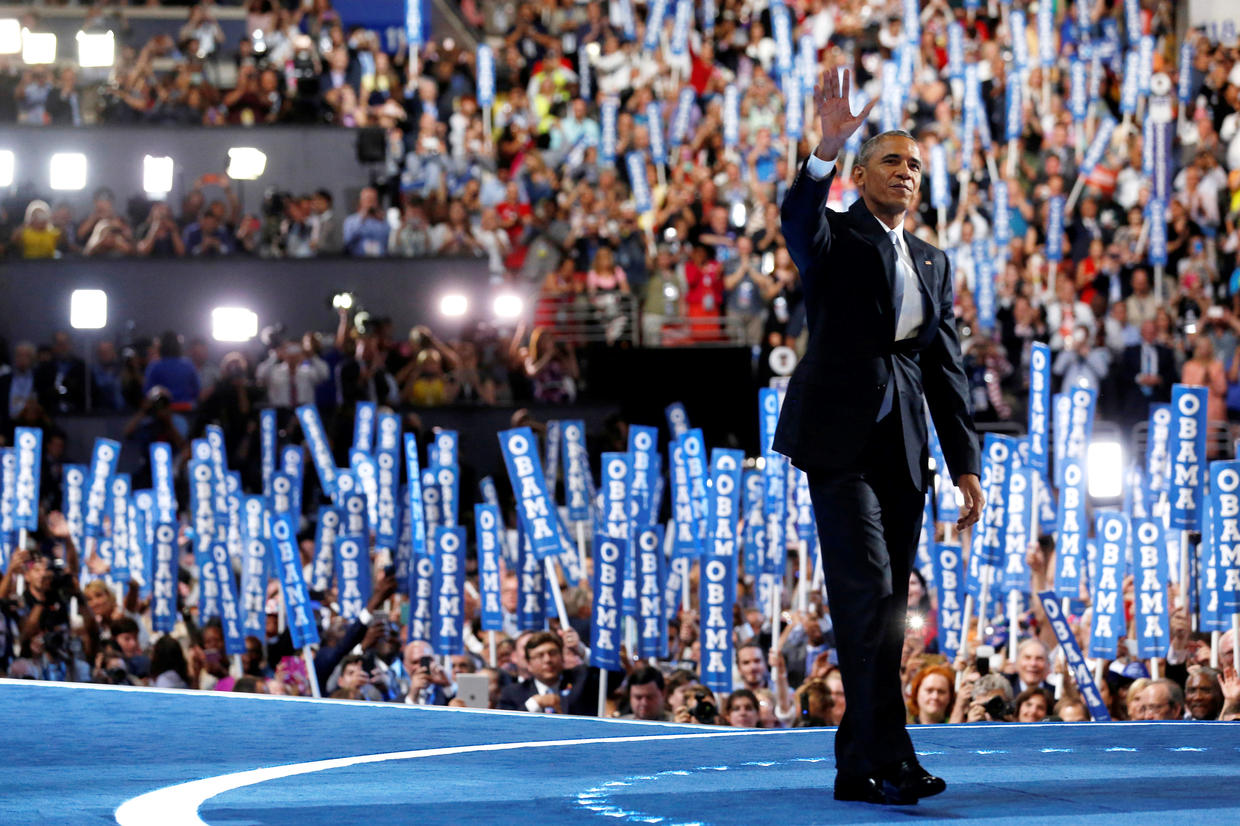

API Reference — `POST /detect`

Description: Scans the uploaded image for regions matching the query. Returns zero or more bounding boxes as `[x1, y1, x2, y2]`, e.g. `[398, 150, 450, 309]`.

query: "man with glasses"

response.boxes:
[1130, 679, 1186, 721]
[497, 630, 600, 716]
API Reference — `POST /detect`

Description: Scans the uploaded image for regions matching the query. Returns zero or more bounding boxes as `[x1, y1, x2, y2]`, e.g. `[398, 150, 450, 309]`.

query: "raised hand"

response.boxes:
[812, 67, 878, 162]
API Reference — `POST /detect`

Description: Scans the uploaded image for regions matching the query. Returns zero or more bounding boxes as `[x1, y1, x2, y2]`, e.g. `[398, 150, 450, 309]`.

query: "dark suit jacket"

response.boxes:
[773, 161, 981, 489]
[497, 663, 599, 716]
[1118, 341, 1177, 413]
[780, 630, 837, 690]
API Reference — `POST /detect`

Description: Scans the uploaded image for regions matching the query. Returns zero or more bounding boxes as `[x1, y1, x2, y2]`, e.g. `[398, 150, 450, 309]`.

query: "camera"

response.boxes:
[983, 694, 1013, 720]
[419, 656, 434, 672]
[50, 559, 75, 604]
[690, 690, 718, 724]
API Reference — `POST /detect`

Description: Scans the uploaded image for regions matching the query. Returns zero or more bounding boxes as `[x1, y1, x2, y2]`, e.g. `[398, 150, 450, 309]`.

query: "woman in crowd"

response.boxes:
[907, 664, 956, 725]
[724, 688, 762, 728]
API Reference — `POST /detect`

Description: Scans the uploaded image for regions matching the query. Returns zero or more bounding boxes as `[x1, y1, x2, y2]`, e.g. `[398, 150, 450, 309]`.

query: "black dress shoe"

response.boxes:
[885, 760, 947, 799]
[834, 772, 917, 805]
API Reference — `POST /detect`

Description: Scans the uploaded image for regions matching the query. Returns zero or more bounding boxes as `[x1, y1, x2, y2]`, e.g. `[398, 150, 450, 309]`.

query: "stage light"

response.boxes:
[0, 150, 13, 187]
[226, 147, 266, 180]
[69, 290, 107, 330]
[49, 153, 87, 191]
[76, 31, 114, 68]
[730, 202, 747, 228]
[21, 30, 56, 64]
[143, 155, 174, 197]
[439, 293, 468, 317]
[212, 307, 258, 342]
[1087, 440, 1124, 500]
[331, 292, 354, 311]
[0, 20, 19, 54]
[493, 293, 524, 320]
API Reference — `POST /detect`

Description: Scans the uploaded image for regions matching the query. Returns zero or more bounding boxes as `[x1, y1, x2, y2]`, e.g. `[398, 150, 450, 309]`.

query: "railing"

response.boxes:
[533, 292, 748, 348]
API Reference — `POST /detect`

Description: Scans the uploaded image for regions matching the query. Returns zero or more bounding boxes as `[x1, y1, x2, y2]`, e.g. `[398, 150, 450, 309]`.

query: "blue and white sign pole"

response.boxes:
[1170, 385, 1208, 613]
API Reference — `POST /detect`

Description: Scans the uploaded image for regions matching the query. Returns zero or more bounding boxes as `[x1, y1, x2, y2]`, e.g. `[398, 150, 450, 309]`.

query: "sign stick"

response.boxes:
[15, 529, 27, 596]
[1179, 529, 1190, 609]
[1233, 614, 1240, 671]
[681, 559, 691, 611]
[597, 668, 608, 717]
[489, 631, 497, 668]
[1211, 631, 1220, 668]
[977, 571, 992, 644]
[1151, 657, 1161, 680]
[1155, 264, 1165, 303]
[544, 557, 570, 628]
[1064, 176, 1086, 215]
[956, 592, 974, 689]
[1008, 590, 1020, 661]
[797, 540, 808, 613]
[1006, 138, 1018, 179]
[305, 647, 321, 698]
[770, 584, 781, 654]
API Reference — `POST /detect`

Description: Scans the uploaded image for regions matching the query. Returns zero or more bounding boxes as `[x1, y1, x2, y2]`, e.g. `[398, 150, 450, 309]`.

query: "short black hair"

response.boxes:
[110, 617, 140, 638]
[315, 189, 333, 204]
[524, 630, 562, 658]
[629, 665, 665, 691]
[858, 129, 917, 166]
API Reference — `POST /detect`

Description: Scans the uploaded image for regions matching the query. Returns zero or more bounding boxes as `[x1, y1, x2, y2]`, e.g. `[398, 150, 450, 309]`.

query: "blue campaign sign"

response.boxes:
[706, 448, 744, 559]
[771, 1, 793, 77]
[793, 469, 816, 549]
[498, 427, 562, 559]
[296, 404, 338, 499]
[12, 427, 41, 531]
[1169, 385, 1208, 530]
[1055, 458, 1088, 598]
[544, 420, 561, 499]
[1011, 10, 1030, 69]
[1037, 1, 1055, 67]
[269, 512, 319, 649]
[916, 492, 935, 589]
[430, 429, 458, 469]
[1145, 403, 1172, 490]
[933, 543, 966, 661]
[1004, 80, 1022, 142]
[1028, 342, 1051, 471]
[421, 468, 442, 533]
[407, 552, 434, 643]
[1208, 461, 1240, 615]
[311, 506, 342, 593]
[1132, 515, 1170, 658]
[1079, 116, 1116, 179]
[0, 449, 13, 567]
[350, 448, 380, 530]
[260, 408, 277, 499]
[671, 86, 695, 146]
[1001, 468, 1035, 594]
[1039, 592, 1110, 720]
[476, 505, 505, 632]
[590, 533, 624, 670]
[1124, 0, 1141, 45]
[947, 22, 964, 79]
[109, 474, 131, 585]
[785, 74, 803, 139]
[150, 442, 175, 525]
[270, 471, 296, 515]
[404, 433, 428, 558]
[600, 97, 619, 164]
[928, 418, 958, 523]
[334, 534, 372, 621]
[698, 536, 736, 694]
[636, 524, 668, 659]
[240, 496, 268, 638]
[1138, 35, 1154, 94]
[628, 152, 652, 214]
[979, 434, 1017, 565]
[85, 438, 120, 539]
[1064, 385, 1097, 473]
[600, 451, 632, 539]
[1120, 51, 1140, 114]
[516, 528, 545, 631]
[670, 436, 702, 557]
[929, 144, 949, 210]
[723, 84, 739, 147]
[1046, 195, 1066, 262]
[337, 471, 370, 539]
[476, 44, 495, 106]
[431, 523, 466, 654]
[150, 515, 178, 633]
[394, 489, 413, 590]
[434, 464, 459, 529]
[665, 403, 690, 439]
[643, 0, 669, 51]
[353, 402, 376, 454]
[1052, 392, 1071, 487]
[562, 420, 593, 523]
[62, 463, 88, 558]
[210, 539, 245, 656]
[1177, 38, 1194, 104]
[128, 501, 149, 599]
[1090, 513, 1129, 659]
[374, 413, 401, 548]
[670, 0, 691, 58]
[1148, 198, 1168, 266]
[555, 509, 586, 584]
[973, 240, 996, 332]
[628, 425, 659, 528]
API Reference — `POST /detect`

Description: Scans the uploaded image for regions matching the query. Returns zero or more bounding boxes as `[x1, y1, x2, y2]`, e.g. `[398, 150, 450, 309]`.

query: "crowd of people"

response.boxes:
[3, 0, 1240, 727]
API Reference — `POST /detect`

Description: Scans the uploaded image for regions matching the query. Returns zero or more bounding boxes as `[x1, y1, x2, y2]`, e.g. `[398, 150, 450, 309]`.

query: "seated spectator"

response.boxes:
[685, 243, 725, 341]
[724, 688, 762, 728]
[1015, 686, 1053, 722]
[1185, 667, 1225, 721]
[1131, 678, 1185, 721]
[1053, 698, 1090, 722]
[497, 629, 599, 716]
[907, 664, 955, 724]
[723, 236, 776, 347]
[182, 209, 234, 257]
[621, 665, 669, 722]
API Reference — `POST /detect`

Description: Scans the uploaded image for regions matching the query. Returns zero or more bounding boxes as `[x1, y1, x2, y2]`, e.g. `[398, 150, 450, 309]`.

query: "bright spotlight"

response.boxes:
[49, 153, 87, 191]
[730, 201, 747, 228]
[0, 150, 12, 187]
[76, 31, 114, 68]
[21, 30, 56, 64]
[211, 307, 258, 342]
[143, 155, 174, 197]
[439, 294, 468, 317]
[331, 292, 354, 310]
[70, 289, 107, 330]
[0, 20, 19, 54]
[493, 292, 524, 319]
[226, 147, 267, 180]
[1086, 441, 1124, 500]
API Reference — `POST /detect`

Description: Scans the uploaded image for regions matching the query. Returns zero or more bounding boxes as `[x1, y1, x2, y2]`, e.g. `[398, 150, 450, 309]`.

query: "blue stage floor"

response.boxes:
[2, 679, 1238, 825]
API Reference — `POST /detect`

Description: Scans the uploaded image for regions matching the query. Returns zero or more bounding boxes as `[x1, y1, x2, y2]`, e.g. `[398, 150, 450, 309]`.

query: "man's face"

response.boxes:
[358, 188, 377, 213]
[737, 647, 767, 688]
[1134, 684, 1180, 720]
[854, 135, 922, 215]
[340, 661, 366, 691]
[1141, 320, 1157, 343]
[13, 346, 33, 372]
[527, 641, 563, 684]
[1185, 672, 1223, 720]
[203, 626, 224, 652]
[116, 632, 141, 658]
[629, 682, 665, 720]
[1018, 643, 1049, 686]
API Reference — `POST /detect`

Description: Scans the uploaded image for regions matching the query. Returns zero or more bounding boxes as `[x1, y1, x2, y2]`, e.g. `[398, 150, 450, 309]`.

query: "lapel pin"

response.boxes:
[924, 260, 932, 266]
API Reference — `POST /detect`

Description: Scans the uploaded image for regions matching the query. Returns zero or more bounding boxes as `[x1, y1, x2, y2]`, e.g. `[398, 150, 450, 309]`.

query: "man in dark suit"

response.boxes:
[774, 69, 984, 805]
[1118, 320, 1178, 427]
[497, 630, 599, 716]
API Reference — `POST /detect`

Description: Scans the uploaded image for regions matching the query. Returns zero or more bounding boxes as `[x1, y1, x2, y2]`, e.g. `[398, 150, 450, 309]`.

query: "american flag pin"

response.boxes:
[924, 260, 932, 265]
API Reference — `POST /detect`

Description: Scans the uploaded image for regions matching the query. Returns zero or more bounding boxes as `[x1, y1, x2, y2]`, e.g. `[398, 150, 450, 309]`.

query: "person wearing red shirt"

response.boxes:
[685, 243, 724, 341]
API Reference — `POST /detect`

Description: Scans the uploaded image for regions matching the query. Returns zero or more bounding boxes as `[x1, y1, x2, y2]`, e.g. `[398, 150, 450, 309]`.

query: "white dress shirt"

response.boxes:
[805, 154, 924, 341]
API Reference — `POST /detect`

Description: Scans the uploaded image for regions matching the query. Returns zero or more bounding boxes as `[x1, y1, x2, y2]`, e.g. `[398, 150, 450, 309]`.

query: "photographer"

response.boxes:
[399, 639, 455, 706]
[135, 202, 186, 258]
[965, 674, 1017, 723]
[1, 545, 91, 683]
[672, 685, 722, 725]
[342, 187, 390, 257]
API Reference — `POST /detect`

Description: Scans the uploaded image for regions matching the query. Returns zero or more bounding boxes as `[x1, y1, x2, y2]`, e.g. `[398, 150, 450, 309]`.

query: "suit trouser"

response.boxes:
[807, 406, 924, 777]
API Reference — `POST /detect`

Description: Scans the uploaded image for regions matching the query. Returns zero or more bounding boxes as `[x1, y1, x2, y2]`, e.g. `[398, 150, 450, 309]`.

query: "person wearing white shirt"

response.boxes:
[256, 343, 329, 408]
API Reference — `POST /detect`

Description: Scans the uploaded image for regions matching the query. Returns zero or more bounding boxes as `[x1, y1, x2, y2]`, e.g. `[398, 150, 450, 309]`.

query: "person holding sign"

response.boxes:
[775, 68, 983, 806]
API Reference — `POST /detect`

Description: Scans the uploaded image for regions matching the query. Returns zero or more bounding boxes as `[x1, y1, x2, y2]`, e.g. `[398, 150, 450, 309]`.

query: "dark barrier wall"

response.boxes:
[0, 126, 374, 219]
[0, 256, 499, 347]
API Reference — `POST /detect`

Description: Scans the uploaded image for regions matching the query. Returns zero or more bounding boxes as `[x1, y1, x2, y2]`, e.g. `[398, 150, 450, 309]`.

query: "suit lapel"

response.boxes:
[846, 198, 897, 304]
